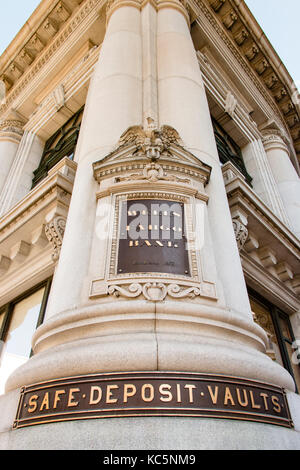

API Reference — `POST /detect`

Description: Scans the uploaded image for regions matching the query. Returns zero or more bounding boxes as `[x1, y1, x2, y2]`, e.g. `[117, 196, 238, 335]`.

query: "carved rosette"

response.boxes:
[45, 216, 67, 261]
[232, 218, 248, 252]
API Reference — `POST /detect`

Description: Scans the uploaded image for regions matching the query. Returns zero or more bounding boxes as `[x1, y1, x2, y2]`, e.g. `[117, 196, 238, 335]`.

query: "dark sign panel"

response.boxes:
[117, 199, 190, 276]
[14, 372, 293, 429]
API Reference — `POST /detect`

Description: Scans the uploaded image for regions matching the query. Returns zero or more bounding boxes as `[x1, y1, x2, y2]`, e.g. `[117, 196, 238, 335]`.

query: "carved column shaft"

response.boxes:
[6, 0, 294, 398]
[156, 4, 252, 317]
[262, 131, 300, 239]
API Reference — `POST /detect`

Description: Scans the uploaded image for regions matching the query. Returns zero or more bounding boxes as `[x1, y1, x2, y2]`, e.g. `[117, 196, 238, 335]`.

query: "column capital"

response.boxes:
[106, 0, 142, 23]
[156, 0, 190, 25]
[106, 0, 190, 25]
[261, 129, 289, 154]
[0, 119, 24, 144]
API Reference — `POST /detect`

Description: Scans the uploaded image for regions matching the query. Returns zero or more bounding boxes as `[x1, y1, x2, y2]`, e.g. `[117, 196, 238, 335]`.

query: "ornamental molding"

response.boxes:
[115, 162, 191, 184]
[91, 279, 217, 300]
[93, 125, 211, 187]
[107, 280, 216, 301]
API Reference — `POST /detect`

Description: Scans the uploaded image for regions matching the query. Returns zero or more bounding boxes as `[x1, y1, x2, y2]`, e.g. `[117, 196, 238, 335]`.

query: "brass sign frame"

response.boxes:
[13, 372, 293, 429]
[117, 198, 190, 276]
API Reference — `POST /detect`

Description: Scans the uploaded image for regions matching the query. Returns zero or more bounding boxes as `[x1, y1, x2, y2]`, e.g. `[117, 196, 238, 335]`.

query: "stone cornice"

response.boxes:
[0, 0, 299, 162]
[193, 0, 300, 162]
[0, 0, 102, 117]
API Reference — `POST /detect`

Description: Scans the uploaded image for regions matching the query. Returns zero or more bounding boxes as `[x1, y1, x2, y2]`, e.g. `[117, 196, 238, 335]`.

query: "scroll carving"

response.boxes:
[45, 216, 67, 261]
[108, 281, 204, 301]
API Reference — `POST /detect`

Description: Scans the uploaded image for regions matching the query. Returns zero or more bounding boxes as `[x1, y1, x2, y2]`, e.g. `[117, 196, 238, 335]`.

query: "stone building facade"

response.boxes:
[0, 0, 299, 450]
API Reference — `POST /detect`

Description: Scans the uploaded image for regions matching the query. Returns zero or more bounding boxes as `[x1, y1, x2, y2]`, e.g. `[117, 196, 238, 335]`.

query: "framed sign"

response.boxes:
[117, 199, 190, 276]
[14, 372, 293, 429]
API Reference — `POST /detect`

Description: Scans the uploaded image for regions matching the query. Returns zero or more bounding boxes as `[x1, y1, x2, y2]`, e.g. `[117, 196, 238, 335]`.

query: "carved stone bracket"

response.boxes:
[232, 218, 248, 252]
[45, 216, 67, 261]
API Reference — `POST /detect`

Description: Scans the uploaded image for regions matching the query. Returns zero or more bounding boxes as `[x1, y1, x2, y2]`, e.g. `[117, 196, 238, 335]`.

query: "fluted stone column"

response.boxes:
[262, 131, 300, 239]
[2, 0, 299, 451]
[157, 1, 251, 317]
[242, 138, 290, 225]
[5, 0, 294, 394]
[0, 119, 23, 194]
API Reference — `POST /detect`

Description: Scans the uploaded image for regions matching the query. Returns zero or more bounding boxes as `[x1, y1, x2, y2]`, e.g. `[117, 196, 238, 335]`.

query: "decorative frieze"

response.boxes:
[107, 280, 216, 301]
